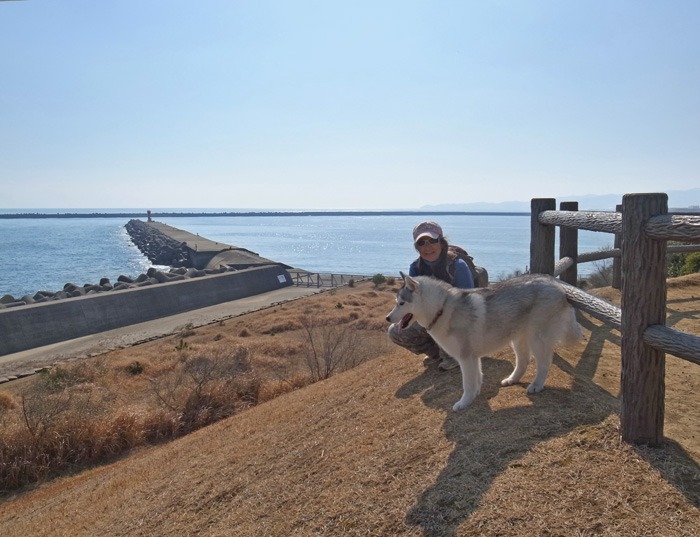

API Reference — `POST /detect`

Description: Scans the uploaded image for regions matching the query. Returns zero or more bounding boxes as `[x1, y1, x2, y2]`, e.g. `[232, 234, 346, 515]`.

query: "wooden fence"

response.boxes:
[530, 193, 700, 446]
[287, 270, 369, 288]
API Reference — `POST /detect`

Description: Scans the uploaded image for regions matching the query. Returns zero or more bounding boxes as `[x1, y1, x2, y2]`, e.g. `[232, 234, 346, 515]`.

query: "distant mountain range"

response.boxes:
[420, 188, 700, 212]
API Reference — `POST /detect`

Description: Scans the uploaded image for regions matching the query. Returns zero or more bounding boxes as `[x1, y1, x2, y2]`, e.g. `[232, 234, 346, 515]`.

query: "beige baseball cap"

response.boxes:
[412, 221, 443, 241]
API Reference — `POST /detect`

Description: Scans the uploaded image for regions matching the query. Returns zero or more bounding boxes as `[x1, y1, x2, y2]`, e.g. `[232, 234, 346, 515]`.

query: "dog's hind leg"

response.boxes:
[527, 334, 554, 394]
[501, 335, 530, 387]
[452, 356, 483, 411]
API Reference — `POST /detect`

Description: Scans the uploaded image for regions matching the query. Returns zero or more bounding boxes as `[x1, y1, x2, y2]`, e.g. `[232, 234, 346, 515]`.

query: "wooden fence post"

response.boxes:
[620, 193, 668, 446]
[530, 198, 556, 275]
[559, 201, 578, 286]
[612, 204, 622, 290]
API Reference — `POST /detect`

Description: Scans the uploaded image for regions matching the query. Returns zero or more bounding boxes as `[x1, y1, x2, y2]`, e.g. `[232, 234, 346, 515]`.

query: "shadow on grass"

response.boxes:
[395, 317, 700, 536]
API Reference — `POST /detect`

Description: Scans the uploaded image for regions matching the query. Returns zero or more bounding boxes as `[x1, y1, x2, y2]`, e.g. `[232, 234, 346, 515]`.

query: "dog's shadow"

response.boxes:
[396, 343, 700, 536]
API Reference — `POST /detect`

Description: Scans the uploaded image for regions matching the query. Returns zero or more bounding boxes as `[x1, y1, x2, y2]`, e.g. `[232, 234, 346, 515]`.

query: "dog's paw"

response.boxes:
[526, 382, 545, 394]
[501, 377, 518, 387]
[452, 398, 473, 411]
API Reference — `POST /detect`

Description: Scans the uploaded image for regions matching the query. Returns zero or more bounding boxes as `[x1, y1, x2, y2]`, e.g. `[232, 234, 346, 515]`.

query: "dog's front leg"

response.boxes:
[452, 356, 483, 411]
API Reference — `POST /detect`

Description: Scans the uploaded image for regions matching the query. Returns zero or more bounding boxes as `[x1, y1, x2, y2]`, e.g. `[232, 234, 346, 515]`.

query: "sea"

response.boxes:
[0, 210, 615, 299]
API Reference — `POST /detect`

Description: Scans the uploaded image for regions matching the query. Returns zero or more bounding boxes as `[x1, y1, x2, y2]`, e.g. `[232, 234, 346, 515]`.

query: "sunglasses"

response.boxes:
[415, 237, 440, 247]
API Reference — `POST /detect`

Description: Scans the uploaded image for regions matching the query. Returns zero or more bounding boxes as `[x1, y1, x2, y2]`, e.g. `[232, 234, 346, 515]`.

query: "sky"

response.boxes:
[1, 1, 699, 210]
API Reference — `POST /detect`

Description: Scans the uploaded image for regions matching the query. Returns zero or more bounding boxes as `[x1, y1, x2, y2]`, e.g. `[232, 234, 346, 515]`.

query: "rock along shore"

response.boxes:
[0, 220, 284, 310]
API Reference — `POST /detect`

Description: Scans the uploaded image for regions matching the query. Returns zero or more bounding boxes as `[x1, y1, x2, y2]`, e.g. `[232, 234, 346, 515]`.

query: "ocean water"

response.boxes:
[0, 218, 154, 298]
[0, 213, 614, 298]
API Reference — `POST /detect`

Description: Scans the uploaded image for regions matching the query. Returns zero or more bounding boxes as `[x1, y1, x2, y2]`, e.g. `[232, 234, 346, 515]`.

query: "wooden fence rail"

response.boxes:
[531, 193, 700, 446]
[287, 270, 369, 288]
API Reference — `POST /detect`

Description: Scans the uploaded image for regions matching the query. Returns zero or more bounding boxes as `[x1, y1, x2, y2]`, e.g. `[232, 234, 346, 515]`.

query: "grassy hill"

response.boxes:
[1, 276, 699, 536]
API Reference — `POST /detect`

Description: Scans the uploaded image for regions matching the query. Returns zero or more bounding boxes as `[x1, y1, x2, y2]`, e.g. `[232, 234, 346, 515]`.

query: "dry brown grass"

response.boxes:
[0, 276, 699, 536]
[0, 282, 396, 494]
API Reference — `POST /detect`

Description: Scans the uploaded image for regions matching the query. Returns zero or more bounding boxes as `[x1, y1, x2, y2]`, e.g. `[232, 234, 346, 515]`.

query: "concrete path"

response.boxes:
[146, 221, 283, 270]
[148, 221, 231, 254]
[0, 285, 326, 381]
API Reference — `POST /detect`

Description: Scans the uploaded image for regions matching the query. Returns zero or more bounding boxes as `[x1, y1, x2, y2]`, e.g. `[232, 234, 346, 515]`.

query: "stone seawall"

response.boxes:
[125, 219, 198, 267]
[125, 219, 288, 271]
[0, 265, 292, 356]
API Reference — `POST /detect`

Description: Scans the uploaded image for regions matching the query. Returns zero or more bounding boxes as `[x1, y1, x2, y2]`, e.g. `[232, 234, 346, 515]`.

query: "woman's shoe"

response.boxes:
[438, 356, 459, 371]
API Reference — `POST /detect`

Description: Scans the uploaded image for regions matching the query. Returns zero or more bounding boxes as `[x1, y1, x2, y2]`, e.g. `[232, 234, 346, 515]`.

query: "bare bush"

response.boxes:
[149, 345, 254, 432]
[299, 316, 376, 382]
[0, 393, 15, 428]
[584, 259, 613, 289]
[497, 268, 526, 281]
[19, 381, 101, 439]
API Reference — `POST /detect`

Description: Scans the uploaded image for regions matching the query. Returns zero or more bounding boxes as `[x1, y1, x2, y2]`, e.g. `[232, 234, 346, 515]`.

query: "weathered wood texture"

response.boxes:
[530, 199, 556, 275]
[561, 282, 621, 330]
[668, 244, 700, 253]
[620, 193, 667, 446]
[613, 204, 622, 290]
[572, 244, 694, 266]
[553, 257, 574, 278]
[539, 209, 622, 234]
[645, 213, 700, 242]
[644, 325, 700, 366]
[559, 202, 578, 286]
[577, 248, 621, 263]
[533, 193, 700, 447]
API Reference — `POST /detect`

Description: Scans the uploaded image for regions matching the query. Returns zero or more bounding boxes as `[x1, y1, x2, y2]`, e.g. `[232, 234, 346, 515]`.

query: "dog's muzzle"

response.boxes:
[386, 312, 413, 331]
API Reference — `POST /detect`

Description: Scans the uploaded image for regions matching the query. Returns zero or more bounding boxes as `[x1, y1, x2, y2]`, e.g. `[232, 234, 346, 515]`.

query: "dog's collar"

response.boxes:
[426, 296, 449, 331]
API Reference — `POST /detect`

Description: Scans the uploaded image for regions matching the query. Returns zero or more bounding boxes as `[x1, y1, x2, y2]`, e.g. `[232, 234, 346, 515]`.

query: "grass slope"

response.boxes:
[1, 276, 699, 536]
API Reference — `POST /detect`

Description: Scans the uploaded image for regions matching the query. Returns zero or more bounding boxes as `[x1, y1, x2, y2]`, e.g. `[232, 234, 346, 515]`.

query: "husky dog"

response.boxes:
[386, 273, 583, 411]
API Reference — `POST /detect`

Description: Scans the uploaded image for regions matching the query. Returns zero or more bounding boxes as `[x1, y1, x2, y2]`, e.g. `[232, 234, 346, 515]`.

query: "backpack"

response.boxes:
[447, 245, 489, 288]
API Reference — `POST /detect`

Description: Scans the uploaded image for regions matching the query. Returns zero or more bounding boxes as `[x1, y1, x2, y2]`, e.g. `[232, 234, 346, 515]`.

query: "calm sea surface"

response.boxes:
[0, 212, 614, 298]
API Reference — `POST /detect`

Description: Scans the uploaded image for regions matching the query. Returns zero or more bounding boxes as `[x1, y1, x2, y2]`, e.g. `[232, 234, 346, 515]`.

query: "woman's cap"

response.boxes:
[413, 221, 443, 241]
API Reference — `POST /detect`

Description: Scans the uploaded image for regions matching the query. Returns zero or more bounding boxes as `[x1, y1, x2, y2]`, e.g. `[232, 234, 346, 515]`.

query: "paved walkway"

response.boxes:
[0, 285, 326, 381]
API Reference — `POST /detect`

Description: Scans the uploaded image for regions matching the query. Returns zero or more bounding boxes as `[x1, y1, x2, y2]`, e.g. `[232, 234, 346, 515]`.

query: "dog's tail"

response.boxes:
[562, 303, 585, 345]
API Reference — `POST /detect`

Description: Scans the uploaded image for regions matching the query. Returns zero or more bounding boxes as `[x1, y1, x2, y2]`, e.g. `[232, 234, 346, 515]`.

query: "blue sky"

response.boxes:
[1, 1, 698, 209]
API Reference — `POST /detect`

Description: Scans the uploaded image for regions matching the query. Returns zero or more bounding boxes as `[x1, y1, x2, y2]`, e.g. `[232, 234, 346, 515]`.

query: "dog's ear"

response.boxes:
[404, 274, 419, 292]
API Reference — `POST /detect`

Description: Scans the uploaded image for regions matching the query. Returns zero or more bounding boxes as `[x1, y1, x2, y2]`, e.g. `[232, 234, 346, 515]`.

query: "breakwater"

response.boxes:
[125, 219, 195, 267]
[125, 219, 289, 271]
[0, 221, 298, 355]
[0, 220, 291, 310]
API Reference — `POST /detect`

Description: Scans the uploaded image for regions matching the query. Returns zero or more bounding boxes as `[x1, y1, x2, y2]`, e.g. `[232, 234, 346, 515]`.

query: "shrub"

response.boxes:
[126, 361, 144, 375]
[371, 273, 386, 286]
[668, 251, 687, 278]
[149, 346, 252, 432]
[35, 366, 88, 393]
[680, 252, 700, 275]
[299, 316, 374, 382]
[0, 392, 16, 411]
[662, 242, 700, 278]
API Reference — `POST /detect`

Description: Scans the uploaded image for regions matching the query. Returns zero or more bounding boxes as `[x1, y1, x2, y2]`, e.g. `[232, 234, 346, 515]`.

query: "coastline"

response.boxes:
[0, 210, 531, 219]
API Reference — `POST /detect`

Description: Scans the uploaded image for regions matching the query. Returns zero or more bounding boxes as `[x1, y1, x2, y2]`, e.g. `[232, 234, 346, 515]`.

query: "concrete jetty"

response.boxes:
[0, 221, 297, 356]
[126, 220, 289, 271]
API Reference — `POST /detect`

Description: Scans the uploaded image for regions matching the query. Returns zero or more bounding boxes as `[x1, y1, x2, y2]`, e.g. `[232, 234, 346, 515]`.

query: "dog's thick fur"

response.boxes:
[386, 273, 583, 411]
